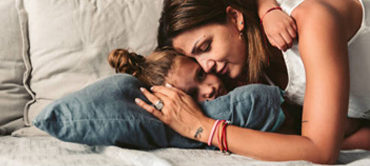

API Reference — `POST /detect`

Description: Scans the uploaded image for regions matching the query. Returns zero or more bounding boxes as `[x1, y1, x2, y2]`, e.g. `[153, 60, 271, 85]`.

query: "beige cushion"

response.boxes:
[0, 0, 32, 133]
[21, 0, 163, 125]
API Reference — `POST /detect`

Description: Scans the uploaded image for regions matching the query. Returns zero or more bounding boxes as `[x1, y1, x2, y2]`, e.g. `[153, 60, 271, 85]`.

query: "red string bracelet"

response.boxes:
[221, 121, 229, 152]
[217, 120, 226, 151]
[260, 6, 282, 24]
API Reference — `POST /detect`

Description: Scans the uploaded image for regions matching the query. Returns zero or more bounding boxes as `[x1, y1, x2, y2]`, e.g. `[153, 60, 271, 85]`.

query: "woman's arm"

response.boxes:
[255, 0, 297, 51]
[225, 1, 349, 162]
[224, 1, 349, 162]
[137, 85, 331, 163]
[256, 0, 279, 17]
[291, 0, 350, 162]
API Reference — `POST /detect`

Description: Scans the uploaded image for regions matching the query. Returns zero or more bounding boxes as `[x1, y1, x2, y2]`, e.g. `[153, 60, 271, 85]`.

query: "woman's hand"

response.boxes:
[135, 85, 213, 142]
[261, 9, 297, 51]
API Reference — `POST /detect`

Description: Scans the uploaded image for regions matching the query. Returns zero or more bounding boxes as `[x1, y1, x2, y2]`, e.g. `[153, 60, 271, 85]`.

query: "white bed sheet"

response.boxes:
[0, 136, 369, 166]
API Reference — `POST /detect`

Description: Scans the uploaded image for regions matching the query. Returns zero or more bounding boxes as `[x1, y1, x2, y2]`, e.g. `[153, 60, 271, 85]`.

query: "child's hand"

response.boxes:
[261, 9, 297, 51]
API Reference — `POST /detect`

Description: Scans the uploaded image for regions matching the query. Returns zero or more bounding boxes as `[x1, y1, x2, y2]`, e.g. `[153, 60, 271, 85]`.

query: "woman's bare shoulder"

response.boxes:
[292, 0, 356, 14]
[291, 0, 362, 41]
[291, 0, 341, 21]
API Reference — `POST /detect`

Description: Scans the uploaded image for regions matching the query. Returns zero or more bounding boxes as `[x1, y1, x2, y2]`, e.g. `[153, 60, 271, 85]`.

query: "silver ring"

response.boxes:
[153, 100, 164, 110]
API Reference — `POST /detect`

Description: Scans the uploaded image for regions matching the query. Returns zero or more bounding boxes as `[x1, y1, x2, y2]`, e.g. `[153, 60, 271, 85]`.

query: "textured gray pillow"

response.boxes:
[0, 0, 32, 134]
[20, 0, 163, 127]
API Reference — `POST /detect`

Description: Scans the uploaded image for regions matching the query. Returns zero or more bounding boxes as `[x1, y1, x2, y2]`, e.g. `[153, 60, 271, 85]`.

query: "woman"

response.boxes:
[137, 0, 370, 164]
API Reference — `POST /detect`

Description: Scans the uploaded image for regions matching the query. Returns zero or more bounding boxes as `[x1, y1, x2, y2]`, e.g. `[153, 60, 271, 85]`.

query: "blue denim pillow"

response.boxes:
[201, 84, 285, 132]
[33, 74, 284, 149]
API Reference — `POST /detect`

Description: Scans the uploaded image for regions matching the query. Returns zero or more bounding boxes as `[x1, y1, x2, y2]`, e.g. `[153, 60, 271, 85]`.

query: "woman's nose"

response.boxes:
[197, 57, 216, 73]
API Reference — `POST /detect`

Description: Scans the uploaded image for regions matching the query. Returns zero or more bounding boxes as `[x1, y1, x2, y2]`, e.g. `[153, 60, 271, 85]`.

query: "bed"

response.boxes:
[0, 0, 369, 165]
[0, 135, 369, 166]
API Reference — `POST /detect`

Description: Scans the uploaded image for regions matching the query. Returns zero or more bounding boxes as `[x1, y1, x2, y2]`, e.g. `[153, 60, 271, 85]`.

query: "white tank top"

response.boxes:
[276, 0, 370, 119]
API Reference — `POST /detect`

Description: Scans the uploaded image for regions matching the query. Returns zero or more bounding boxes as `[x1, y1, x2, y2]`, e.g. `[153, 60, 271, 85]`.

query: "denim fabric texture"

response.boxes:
[201, 84, 285, 132]
[33, 74, 284, 150]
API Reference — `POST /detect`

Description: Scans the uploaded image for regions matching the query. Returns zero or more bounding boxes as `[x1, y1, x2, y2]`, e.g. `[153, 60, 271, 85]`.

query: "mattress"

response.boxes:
[0, 136, 369, 166]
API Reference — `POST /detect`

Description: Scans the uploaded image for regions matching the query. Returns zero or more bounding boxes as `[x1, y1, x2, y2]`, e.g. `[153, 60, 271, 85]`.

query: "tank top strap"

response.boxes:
[276, 0, 304, 15]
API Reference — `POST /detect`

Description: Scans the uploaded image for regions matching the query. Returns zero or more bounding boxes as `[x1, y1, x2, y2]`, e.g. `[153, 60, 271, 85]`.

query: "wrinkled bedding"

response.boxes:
[0, 136, 369, 166]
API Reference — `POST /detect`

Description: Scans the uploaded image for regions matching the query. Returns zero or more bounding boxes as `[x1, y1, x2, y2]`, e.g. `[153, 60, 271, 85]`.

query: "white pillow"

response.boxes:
[21, 0, 163, 125]
[0, 0, 32, 133]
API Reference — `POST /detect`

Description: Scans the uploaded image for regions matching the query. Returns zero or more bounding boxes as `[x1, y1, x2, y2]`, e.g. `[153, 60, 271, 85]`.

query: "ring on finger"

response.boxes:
[153, 100, 164, 110]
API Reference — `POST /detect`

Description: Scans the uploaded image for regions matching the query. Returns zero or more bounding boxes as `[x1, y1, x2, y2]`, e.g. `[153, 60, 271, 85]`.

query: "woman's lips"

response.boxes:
[219, 64, 228, 75]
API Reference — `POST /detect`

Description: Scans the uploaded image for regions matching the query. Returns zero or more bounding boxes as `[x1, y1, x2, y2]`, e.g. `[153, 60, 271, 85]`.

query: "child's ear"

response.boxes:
[226, 6, 245, 31]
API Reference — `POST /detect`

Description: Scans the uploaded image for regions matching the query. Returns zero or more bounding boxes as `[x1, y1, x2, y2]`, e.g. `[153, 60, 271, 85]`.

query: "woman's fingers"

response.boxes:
[135, 98, 163, 119]
[266, 35, 278, 49]
[290, 18, 297, 31]
[272, 34, 287, 51]
[280, 31, 293, 49]
[135, 87, 175, 119]
[137, 85, 208, 139]
[152, 92, 172, 114]
[288, 26, 297, 39]
[139, 87, 161, 104]
[136, 87, 166, 117]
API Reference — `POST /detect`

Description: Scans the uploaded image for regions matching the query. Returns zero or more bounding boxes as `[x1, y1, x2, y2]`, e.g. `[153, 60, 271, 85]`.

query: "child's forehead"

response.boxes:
[174, 56, 197, 65]
[167, 56, 198, 90]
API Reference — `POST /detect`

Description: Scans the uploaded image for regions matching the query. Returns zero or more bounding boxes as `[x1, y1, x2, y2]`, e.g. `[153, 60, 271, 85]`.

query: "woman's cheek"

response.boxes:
[229, 64, 243, 79]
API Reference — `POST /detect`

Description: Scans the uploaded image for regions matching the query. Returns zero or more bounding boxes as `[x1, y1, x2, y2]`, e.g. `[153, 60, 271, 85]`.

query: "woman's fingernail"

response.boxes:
[150, 86, 154, 91]
[135, 98, 140, 103]
[165, 83, 173, 88]
[140, 87, 145, 92]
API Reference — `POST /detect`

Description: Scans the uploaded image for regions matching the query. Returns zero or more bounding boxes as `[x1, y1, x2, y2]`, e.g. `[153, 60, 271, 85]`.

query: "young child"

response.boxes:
[108, 48, 228, 102]
[108, 48, 301, 135]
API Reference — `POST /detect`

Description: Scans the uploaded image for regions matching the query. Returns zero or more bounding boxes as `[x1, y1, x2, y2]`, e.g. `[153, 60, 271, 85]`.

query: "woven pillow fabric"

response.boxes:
[0, 0, 32, 134]
[19, 0, 163, 127]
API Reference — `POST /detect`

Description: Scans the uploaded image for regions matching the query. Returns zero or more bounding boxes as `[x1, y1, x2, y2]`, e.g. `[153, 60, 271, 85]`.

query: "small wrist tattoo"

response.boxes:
[194, 127, 203, 139]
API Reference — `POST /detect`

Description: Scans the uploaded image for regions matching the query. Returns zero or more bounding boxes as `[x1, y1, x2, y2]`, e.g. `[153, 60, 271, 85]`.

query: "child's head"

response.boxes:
[108, 48, 227, 102]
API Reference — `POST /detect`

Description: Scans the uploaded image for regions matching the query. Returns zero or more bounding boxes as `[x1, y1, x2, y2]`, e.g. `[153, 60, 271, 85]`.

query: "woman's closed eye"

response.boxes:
[198, 41, 211, 53]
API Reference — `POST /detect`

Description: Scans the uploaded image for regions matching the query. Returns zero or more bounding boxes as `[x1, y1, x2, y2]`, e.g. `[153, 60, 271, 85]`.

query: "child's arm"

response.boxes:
[256, 0, 297, 51]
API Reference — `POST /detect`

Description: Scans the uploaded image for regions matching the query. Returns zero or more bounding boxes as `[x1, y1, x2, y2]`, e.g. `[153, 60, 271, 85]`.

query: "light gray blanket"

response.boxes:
[0, 136, 369, 166]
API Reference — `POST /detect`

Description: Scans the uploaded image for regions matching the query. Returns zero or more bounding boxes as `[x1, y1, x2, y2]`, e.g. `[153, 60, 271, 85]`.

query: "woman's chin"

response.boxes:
[228, 70, 241, 79]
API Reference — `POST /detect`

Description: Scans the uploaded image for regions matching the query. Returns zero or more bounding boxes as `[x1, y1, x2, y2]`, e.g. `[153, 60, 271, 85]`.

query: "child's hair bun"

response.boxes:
[108, 49, 145, 76]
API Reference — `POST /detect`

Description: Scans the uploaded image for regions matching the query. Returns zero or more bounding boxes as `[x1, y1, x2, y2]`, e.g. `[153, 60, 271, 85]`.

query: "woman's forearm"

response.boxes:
[195, 117, 330, 163]
[256, 0, 279, 17]
[207, 124, 334, 164]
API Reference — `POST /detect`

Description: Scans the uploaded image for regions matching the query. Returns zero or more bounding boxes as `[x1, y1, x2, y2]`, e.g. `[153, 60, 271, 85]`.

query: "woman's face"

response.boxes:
[172, 21, 247, 79]
[167, 56, 228, 102]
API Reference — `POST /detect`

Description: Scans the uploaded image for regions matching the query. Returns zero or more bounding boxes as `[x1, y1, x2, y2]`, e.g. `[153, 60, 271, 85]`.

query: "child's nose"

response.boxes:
[201, 84, 215, 99]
